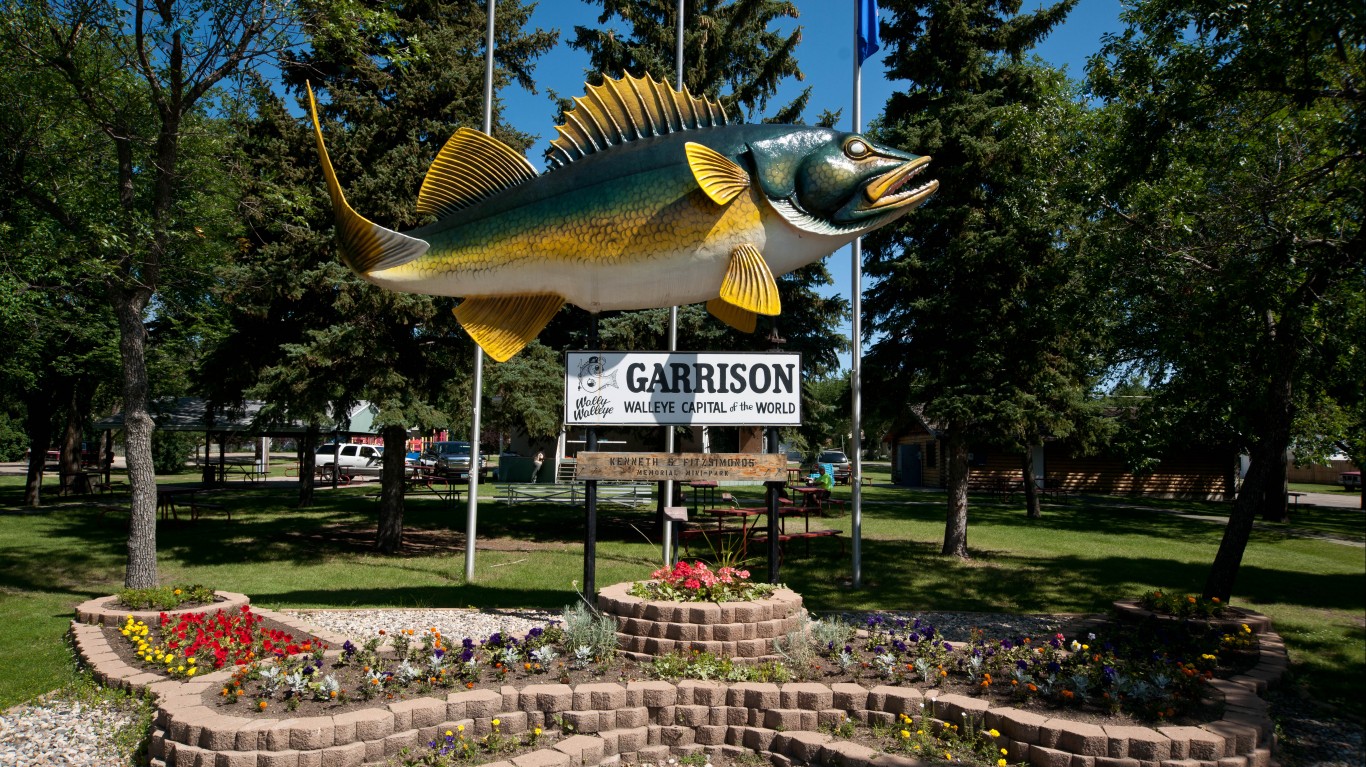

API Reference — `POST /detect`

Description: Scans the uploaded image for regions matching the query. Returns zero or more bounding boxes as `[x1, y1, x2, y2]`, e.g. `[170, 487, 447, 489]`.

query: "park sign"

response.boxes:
[564, 351, 802, 426]
[575, 452, 789, 483]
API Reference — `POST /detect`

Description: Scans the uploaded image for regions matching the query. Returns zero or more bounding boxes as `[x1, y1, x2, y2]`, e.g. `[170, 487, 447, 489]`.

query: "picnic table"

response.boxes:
[156, 487, 229, 522]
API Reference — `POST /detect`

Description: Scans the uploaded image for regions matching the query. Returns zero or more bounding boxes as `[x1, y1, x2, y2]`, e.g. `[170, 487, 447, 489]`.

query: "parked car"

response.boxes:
[424, 440, 488, 479]
[315, 442, 383, 474]
[1341, 471, 1361, 490]
[815, 450, 852, 485]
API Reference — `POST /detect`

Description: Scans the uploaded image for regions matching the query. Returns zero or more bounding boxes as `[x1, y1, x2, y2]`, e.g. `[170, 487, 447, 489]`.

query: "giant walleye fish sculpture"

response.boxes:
[309, 74, 937, 361]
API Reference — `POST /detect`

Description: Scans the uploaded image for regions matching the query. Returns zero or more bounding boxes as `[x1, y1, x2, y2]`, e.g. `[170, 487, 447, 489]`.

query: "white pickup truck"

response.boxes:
[315, 443, 383, 477]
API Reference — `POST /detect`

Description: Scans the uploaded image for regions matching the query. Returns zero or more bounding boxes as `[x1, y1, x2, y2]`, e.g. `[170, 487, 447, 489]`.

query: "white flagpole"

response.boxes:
[465, 0, 496, 581]
[661, 0, 684, 567]
[850, 0, 865, 588]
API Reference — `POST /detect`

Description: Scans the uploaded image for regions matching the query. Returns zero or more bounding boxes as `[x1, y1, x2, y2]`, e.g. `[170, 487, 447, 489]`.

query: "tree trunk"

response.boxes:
[114, 288, 159, 589]
[1022, 447, 1041, 519]
[23, 392, 52, 507]
[376, 424, 408, 553]
[1204, 379, 1294, 601]
[942, 429, 970, 558]
[60, 380, 82, 493]
[299, 426, 318, 508]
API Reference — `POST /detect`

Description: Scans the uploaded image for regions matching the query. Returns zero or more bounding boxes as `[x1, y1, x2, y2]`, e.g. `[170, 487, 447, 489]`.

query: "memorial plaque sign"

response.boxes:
[575, 452, 788, 483]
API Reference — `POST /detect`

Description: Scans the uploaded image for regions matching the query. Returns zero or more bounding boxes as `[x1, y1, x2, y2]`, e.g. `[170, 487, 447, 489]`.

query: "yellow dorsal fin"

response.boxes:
[307, 82, 429, 274]
[707, 298, 758, 333]
[417, 128, 538, 218]
[453, 294, 564, 362]
[686, 142, 750, 205]
[548, 73, 731, 169]
[719, 244, 781, 316]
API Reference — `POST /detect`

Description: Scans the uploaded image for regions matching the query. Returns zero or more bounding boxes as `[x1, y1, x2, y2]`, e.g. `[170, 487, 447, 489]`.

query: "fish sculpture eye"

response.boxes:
[844, 138, 871, 159]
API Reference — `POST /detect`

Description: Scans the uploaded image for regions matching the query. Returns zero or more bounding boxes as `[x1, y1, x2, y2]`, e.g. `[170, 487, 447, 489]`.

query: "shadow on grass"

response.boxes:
[780, 537, 1365, 616]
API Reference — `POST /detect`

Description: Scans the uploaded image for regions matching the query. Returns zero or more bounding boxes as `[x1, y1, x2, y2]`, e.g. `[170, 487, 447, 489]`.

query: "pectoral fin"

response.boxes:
[686, 142, 750, 205]
[719, 243, 781, 316]
[707, 298, 758, 333]
[453, 294, 564, 362]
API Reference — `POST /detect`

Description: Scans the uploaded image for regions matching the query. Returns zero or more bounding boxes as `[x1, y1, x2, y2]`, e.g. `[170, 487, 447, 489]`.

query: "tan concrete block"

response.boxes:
[741, 727, 777, 752]
[1104, 726, 1172, 761]
[257, 750, 300, 767]
[1030, 745, 1075, 767]
[341, 707, 393, 743]
[573, 682, 627, 711]
[763, 709, 805, 731]
[288, 717, 335, 751]
[1057, 721, 1109, 757]
[831, 683, 869, 711]
[821, 741, 879, 767]
[510, 749, 573, 767]
[990, 707, 1050, 745]
[382, 730, 417, 757]
[773, 731, 831, 763]
[514, 683, 572, 714]
[611, 706, 648, 730]
[320, 741, 365, 767]
[626, 681, 677, 708]
[553, 734, 605, 765]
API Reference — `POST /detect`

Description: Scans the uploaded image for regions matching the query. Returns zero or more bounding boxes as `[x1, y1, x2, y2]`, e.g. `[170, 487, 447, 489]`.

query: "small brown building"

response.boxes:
[885, 412, 1236, 501]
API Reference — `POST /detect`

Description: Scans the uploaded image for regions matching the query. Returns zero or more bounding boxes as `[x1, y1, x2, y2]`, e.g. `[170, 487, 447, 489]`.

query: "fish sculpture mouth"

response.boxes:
[862, 156, 938, 212]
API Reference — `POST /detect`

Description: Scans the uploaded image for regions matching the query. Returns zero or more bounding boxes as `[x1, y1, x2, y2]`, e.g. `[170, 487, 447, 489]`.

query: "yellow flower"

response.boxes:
[173, 589, 182, 596]
[998, 760, 1007, 767]
[944, 752, 952, 760]
[187, 668, 196, 676]
[989, 729, 1000, 738]
[1001, 748, 1008, 756]
[492, 718, 500, 727]
[177, 666, 185, 673]
[900, 730, 910, 739]
[534, 727, 543, 736]
[446, 730, 454, 737]
[187, 658, 195, 665]
[457, 725, 465, 732]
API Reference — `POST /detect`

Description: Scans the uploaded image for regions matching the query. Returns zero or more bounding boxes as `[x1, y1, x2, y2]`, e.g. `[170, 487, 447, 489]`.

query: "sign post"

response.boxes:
[566, 350, 801, 585]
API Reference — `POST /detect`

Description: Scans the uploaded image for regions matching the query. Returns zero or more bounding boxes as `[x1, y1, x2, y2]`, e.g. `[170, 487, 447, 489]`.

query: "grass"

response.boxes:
[1, 466, 1362, 718]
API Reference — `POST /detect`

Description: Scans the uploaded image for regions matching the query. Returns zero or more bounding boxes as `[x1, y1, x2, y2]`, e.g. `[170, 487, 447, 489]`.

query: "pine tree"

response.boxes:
[861, 0, 1095, 558]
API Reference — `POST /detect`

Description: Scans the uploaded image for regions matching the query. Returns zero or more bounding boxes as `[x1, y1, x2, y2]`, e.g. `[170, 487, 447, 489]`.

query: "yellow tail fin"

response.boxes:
[306, 82, 428, 274]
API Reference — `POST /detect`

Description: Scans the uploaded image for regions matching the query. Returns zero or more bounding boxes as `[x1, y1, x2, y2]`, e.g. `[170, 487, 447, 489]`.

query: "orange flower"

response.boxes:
[257, 701, 268, 711]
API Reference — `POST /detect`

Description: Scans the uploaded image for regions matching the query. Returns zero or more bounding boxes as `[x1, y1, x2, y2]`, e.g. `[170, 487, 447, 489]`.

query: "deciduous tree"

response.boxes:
[1086, 0, 1364, 598]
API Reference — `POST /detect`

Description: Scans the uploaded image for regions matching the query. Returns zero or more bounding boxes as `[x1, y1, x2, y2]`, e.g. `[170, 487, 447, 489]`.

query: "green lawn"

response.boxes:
[1, 468, 1362, 717]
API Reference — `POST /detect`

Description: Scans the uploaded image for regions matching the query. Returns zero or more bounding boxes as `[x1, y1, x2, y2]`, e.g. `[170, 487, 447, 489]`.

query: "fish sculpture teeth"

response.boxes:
[309, 73, 938, 362]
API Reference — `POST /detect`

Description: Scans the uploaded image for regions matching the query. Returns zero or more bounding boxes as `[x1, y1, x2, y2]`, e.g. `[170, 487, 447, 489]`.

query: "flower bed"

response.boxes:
[116, 604, 323, 680]
[75, 589, 250, 628]
[599, 581, 805, 663]
[69, 593, 1287, 767]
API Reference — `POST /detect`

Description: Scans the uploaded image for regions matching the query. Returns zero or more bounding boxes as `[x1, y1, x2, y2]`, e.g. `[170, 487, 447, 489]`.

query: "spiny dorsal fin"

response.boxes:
[417, 128, 538, 218]
[719, 243, 781, 316]
[707, 298, 758, 333]
[548, 73, 730, 169]
[686, 142, 750, 205]
[453, 294, 564, 362]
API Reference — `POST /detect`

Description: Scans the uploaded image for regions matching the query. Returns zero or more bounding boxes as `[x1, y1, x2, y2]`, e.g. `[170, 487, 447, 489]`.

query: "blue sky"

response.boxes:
[496, 0, 1126, 367]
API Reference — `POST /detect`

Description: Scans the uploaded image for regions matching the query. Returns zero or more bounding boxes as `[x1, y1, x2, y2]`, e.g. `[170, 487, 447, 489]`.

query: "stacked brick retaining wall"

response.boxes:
[71, 600, 1286, 767]
[597, 582, 805, 662]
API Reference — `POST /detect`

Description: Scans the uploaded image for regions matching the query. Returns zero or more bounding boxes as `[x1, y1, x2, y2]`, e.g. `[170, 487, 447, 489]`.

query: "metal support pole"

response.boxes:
[464, 0, 496, 582]
[661, 0, 685, 569]
[584, 317, 599, 598]
[849, 0, 865, 589]
[766, 425, 781, 584]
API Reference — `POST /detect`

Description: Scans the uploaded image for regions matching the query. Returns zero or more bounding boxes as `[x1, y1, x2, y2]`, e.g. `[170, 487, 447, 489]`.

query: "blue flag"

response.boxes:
[857, 0, 880, 65]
